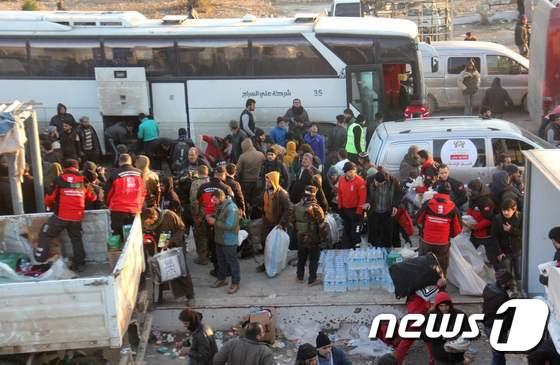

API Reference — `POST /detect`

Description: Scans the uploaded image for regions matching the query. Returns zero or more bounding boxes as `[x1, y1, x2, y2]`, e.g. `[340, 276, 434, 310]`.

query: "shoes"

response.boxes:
[297, 277, 304, 283]
[228, 284, 240, 294]
[194, 257, 209, 265]
[308, 279, 322, 287]
[211, 280, 228, 288]
[444, 337, 470, 353]
[256, 264, 266, 272]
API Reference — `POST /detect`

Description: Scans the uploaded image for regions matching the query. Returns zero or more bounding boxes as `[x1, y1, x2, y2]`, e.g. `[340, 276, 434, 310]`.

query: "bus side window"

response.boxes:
[29, 40, 101, 77]
[0, 41, 28, 76]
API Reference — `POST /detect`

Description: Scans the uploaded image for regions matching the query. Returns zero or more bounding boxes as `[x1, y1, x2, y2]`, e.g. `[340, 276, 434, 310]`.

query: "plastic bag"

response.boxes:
[151, 247, 187, 283]
[324, 213, 340, 246]
[399, 243, 418, 260]
[264, 225, 290, 278]
[448, 241, 486, 296]
[238, 230, 249, 247]
[0, 258, 77, 282]
[451, 232, 486, 274]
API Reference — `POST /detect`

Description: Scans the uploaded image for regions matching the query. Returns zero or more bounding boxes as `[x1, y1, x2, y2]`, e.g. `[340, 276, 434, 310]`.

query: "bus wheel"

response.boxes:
[522, 94, 528, 113]
[428, 95, 438, 114]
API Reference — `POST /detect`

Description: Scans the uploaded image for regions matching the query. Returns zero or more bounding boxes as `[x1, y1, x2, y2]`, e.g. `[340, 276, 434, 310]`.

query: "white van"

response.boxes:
[367, 117, 552, 184]
[419, 41, 530, 113]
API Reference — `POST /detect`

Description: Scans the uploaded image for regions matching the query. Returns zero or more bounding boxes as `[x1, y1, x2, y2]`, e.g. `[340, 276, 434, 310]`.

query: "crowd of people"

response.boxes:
[1, 95, 558, 364]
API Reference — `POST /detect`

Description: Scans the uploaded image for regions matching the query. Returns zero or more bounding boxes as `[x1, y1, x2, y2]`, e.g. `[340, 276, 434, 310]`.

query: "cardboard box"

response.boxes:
[249, 308, 276, 344]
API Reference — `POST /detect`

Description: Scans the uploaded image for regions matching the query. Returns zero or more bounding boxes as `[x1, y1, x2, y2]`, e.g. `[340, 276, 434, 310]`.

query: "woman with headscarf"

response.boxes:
[159, 175, 183, 217]
[457, 60, 481, 115]
[135, 155, 160, 208]
[178, 308, 218, 365]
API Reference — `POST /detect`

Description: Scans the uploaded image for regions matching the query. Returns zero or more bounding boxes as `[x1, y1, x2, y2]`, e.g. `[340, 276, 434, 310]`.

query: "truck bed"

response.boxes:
[0, 210, 144, 355]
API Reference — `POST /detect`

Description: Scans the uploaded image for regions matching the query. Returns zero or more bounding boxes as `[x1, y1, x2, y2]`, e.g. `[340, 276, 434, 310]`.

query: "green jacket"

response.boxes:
[137, 117, 159, 142]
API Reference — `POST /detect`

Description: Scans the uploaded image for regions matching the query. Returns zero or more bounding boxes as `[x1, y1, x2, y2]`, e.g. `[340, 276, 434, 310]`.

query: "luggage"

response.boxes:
[389, 253, 442, 298]
[264, 226, 290, 278]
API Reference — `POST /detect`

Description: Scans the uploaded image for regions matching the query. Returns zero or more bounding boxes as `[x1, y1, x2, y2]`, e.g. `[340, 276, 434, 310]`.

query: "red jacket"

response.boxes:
[196, 177, 233, 216]
[106, 165, 146, 214]
[45, 168, 97, 221]
[337, 174, 367, 214]
[417, 193, 462, 245]
[467, 196, 495, 239]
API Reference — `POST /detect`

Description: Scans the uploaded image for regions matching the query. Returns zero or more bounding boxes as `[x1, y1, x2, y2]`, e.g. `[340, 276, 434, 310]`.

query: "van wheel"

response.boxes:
[428, 96, 437, 114]
[522, 94, 528, 113]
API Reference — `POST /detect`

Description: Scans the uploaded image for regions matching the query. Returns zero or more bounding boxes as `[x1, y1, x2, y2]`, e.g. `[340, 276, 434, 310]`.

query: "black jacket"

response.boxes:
[260, 160, 289, 190]
[435, 177, 467, 208]
[483, 80, 514, 114]
[327, 125, 348, 152]
[59, 129, 81, 160]
[422, 308, 469, 363]
[491, 212, 522, 255]
[482, 283, 512, 331]
[289, 168, 314, 204]
[188, 325, 218, 365]
[50, 110, 77, 136]
[76, 125, 101, 155]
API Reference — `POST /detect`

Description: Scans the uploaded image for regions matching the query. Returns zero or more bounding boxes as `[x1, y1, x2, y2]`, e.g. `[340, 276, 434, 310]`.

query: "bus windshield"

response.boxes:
[319, 35, 423, 120]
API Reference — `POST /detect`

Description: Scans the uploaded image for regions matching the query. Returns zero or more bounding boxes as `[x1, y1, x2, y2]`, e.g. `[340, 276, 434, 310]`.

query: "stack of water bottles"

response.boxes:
[320, 247, 395, 293]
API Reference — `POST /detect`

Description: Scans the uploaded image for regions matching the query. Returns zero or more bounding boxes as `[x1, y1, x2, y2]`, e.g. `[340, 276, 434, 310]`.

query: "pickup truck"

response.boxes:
[0, 210, 148, 363]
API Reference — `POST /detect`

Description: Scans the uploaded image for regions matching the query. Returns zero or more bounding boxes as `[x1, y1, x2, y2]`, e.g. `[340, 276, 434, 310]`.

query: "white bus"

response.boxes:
[0, 11, 425, 146]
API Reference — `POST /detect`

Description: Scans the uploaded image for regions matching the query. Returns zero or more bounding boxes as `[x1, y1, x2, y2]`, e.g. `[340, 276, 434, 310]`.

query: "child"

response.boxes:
[539, 226, 560, 286]
[491, 198, 523, 291]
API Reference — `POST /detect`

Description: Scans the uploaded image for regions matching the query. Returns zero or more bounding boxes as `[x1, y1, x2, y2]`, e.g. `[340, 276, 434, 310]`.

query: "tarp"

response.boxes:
[0, 111, 27, 181]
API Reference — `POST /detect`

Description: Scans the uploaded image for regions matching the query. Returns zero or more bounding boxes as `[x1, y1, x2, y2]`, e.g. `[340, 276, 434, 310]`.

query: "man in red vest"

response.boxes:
[35, 159, 97, 271]
[416, 182, 462, 273]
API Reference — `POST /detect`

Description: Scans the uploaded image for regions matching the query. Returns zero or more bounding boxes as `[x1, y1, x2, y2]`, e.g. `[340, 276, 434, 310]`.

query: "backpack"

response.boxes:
[171, 141, 189, 173]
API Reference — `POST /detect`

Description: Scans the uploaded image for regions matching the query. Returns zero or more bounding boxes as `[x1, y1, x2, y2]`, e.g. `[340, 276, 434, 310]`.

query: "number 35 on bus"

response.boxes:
[0, 11, 427, 141]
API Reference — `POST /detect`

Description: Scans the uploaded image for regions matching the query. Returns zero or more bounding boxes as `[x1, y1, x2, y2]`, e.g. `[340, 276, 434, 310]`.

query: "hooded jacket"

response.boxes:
[490, 170, 523, 212]
[399, 147, 421, 181]
[44, 167, 97, 221]
[423, 292, 469, 364]
[189, 324, 218, 365]
[49, 103, 77, 136]
[159, 176, 182, 216]
[269, 125, 288, 147]
[106, 164, 146, 214]
[213, 337, 274, 365]
[237, 139, 265, 183]
[467, 183, 495, 239]
[292, 193, 324, 243]
[143, 208, 185, 247]
[263, 171, 291, 227]
[482, 78, 514, 114]
[483, 283, 512, 330]
[260, 159, 289, 190]
[283, 141, 298, 169]
[417, 193, 462, 245]
[214, 198, 240, 246]
[135, 155, 160, 208]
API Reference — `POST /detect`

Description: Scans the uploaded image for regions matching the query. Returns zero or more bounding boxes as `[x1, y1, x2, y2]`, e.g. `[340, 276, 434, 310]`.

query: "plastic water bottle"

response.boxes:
[359, 269, 369, 290]
[324, 270, 335, 292]
[348, 270, 358, 291]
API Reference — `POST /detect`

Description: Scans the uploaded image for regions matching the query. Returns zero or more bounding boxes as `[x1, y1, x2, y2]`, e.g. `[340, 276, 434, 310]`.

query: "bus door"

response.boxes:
[94, 67, 150, 117]
[346, 65, 383, 122]
[150, 82, 189, 138]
